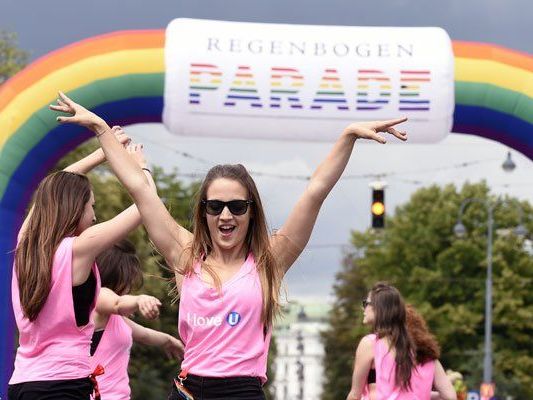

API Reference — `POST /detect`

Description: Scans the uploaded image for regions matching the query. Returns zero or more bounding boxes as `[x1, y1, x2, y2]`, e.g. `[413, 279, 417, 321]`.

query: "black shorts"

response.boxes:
[8, 378, 93, 400]
[167, 374, 265, 400]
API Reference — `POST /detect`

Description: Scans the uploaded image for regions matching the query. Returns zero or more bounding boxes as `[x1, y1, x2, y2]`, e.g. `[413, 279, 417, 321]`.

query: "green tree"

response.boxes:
[0, 31, 28, 84]
[322, 182, 533, 400]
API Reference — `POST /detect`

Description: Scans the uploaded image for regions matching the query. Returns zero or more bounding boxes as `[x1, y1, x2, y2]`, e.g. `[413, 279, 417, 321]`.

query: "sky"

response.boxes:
[2, 0, 532, 303]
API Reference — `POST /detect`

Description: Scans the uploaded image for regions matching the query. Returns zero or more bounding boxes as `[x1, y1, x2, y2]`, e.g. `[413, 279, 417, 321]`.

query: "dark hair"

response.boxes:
[16, 171, 92, 321]
[370, 282, 416, 391]
[184, 164, 282, 328]
[406, 304, 440, 364]
[96, 239, 143, 295]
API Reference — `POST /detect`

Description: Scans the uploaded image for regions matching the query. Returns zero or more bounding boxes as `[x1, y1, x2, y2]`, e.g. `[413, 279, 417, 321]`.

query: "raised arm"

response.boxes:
[124, 318, 184, 360]
[272, 119, 407, 272]
[95, 287, 162, 320]
[346, 335, 375, 400]
[16, 128, 129, 243]
[51, 92, 192, 286]
[71, 144, 154, 285]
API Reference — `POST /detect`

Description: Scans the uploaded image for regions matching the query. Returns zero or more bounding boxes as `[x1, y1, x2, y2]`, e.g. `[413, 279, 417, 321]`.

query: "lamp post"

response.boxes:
[453, 199, 527, 390]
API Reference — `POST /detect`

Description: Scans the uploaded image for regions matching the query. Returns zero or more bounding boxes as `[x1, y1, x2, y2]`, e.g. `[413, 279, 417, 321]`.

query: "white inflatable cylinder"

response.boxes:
[163, 18, 454, 142]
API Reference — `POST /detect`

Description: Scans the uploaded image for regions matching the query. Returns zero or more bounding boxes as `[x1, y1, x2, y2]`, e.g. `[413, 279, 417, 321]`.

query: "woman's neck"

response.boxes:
[208, 244, 248, 268]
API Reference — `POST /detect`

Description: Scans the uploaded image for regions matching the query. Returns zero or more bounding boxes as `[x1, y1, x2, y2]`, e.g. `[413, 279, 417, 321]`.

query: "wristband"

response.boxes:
[95, 129, 109, 138]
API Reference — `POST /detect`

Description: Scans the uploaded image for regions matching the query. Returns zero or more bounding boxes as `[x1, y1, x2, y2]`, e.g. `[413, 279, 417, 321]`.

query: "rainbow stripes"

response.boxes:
[270, 67, 303, 109]
[0, 30, 165, 395]
[399, 70, 431, 111]
[189, 63, 221, 104]
[357, 69, 391, 110]
[311, 68, 348, 110]
[0, 32, 532, 395]
[225, 65, 262, 107]
[452, 41, 532, 156]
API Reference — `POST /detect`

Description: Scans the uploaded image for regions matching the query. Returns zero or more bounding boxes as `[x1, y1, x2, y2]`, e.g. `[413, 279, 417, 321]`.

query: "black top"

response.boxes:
[367, 368, 376, 384]
[72, 271, 96, 327]
[90, 330, 104, 356]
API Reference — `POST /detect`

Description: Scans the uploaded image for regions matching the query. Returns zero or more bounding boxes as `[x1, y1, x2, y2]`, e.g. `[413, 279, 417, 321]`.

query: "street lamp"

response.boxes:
[454, 198, 528, 390]
[501, 151, 516, 173]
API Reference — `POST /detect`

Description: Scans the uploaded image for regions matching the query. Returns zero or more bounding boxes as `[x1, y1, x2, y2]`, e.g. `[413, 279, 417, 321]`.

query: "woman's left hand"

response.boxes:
[343, 118, 408, 144]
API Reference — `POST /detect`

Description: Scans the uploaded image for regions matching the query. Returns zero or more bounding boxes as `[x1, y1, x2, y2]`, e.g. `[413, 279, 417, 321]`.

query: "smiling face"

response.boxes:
[204, 178, 252, 253]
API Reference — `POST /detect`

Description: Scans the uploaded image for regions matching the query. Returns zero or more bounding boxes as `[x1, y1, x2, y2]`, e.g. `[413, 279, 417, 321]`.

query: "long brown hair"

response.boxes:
[15, 171, 92, 321]
[181, 164, 282, 328]
[96, 239, 143, 296]
[406, 304, 440, 364]
[370, 282, 416, 391]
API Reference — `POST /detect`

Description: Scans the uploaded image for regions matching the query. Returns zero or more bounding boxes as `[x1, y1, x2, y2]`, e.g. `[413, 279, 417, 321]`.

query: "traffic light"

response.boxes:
[371, 188, 385, 228]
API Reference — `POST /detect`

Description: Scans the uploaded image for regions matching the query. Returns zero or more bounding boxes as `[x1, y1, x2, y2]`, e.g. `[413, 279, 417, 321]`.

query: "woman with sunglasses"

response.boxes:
[347, 283, 456, 400]
[8, 131, 156, 400]
[51, 91, 407, 399]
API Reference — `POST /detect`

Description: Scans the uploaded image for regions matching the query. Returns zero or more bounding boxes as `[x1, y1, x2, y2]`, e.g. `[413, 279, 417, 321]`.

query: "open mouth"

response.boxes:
[219, 225, 236, 236]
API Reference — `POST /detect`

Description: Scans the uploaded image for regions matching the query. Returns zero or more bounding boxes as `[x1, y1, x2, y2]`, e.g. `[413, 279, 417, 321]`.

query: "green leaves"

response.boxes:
[322, 182, 533, 399]
[0, 31, 28, 84]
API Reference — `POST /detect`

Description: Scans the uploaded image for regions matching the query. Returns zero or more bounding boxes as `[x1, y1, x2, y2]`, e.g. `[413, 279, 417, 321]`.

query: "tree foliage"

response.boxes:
[322, 182, 533, 399]
[0, 31, 28, 84]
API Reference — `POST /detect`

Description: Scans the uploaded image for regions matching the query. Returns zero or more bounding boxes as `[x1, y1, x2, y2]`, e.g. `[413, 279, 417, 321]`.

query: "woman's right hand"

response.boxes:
[49, 91, 108, 134]
[137, 295, 162, 320]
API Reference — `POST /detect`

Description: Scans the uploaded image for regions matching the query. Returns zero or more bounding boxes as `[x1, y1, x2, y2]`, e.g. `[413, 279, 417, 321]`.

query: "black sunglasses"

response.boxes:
[202, 199, 253, 216]
[362, 300, 372, 308]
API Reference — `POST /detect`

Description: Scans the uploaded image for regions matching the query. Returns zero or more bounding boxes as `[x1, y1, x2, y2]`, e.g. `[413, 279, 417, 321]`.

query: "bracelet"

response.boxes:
[142, 167, 152, 174]
[95, 129, 109, 138]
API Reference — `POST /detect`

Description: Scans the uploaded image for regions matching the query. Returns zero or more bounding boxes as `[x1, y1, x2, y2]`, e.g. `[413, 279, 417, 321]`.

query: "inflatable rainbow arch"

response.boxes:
[0, 28, 532, 390]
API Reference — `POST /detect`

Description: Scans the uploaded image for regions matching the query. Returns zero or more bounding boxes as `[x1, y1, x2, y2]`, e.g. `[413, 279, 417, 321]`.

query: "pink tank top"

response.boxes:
[90, 314, 133, 400]
[10, 237, 101, 384]
[368, 334, 435, 400]
[179, 253, 271, 383]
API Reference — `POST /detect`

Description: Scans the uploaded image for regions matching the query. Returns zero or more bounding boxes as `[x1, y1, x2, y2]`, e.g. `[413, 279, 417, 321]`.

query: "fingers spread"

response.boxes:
[383, 117, 408, 127]
[58, 91, 74, 106]
[387, 127, 408, 141]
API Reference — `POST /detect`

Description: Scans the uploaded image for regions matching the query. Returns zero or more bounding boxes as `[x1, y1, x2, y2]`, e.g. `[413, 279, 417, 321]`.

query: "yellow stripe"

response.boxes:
[0, 48, 164, 147]
[455, 58, 533, 97]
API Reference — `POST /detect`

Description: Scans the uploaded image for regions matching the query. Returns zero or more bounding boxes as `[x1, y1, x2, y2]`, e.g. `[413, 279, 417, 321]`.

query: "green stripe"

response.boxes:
[317, 91, 345, 95]
[455, 81, 533, 124]
[0, 73, 164, 200]
[270, 90, 298, 94]
[230, 88, 257, 93]
[189, 86, 217, 90]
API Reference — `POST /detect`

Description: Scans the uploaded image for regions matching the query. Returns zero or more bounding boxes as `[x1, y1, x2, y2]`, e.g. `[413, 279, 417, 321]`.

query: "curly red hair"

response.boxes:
[406, 304, 440, 364]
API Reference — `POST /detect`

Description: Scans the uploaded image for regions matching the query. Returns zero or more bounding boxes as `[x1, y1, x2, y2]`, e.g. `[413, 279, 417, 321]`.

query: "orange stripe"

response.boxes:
[0, 30, 164, 111]
[452, 40, 533, 72]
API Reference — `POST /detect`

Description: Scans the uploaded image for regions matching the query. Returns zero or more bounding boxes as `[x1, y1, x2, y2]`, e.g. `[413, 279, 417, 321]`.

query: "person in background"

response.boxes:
[347, 283, 456, 400]
[91, 239, 184, 400]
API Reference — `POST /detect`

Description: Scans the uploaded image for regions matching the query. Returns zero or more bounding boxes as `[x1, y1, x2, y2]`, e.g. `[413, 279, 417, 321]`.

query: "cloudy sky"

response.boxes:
[2, 0, 531, 302]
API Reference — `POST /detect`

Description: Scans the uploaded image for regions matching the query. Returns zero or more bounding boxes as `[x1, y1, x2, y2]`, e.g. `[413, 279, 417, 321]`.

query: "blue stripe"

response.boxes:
[453, 104, 533, 159]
